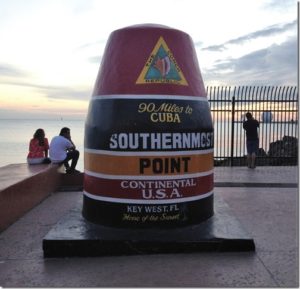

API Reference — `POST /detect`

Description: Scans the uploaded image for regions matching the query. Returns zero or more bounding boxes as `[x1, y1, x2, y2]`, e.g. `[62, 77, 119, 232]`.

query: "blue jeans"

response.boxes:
[63, 150, 79, 170]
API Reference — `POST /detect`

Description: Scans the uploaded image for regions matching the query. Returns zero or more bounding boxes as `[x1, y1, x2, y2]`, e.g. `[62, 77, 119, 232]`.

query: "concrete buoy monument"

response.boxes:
[43, 24, 255, 257]
[82, 24, 214, 227]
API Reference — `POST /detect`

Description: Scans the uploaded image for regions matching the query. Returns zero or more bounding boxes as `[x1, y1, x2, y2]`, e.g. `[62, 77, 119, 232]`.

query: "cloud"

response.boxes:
[45, 86, 91, 101]
[202, 20, 296, 51]
[88, 55, 102, 64]
[76, 40, 106, 51]
[0, 75, 91, 102]
[0, 61, 92, 102]
[202, 44, 226, 52]
[0, 107, 86, 120]
[227, 20, 296, 45]
[0, 63, 29, 77]
[203, 36, 297, 86]
[27, 84, 92, 101]
[262, 0, 296, 11]
[194, 41, 204, 48]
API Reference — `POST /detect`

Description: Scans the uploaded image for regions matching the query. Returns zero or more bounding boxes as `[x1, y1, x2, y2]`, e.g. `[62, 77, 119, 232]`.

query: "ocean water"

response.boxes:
[0, 118, 297, 170]
[213, 120, 298, 158]
[0, 119, 85, 171]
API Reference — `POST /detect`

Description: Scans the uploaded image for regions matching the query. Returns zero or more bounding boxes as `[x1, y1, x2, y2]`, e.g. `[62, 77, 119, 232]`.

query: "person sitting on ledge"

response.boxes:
[27, 128, 51, 165]
[49, 127, 80, 174]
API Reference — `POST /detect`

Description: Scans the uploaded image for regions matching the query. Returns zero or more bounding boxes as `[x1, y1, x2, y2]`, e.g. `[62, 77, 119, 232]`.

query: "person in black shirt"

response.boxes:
[243, 112, 259, 168]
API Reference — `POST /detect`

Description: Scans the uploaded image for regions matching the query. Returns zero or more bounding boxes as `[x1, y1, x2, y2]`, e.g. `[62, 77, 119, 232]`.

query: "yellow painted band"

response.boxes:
[85, 152, 213, 176]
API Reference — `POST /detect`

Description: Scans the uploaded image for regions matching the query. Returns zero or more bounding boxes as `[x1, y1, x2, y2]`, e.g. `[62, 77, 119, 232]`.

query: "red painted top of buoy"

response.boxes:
[92, 24, 206, 97]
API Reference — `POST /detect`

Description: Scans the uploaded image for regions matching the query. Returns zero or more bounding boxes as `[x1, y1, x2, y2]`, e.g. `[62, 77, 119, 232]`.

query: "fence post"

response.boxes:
[230, 96, 236, 166]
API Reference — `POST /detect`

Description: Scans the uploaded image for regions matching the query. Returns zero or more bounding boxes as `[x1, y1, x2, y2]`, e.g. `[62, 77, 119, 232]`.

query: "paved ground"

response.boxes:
[0, 166, 298, 287]
[214, 165, 298, 185]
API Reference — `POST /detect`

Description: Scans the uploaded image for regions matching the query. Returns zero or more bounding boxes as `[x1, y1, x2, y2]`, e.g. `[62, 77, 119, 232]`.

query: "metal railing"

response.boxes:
[207, 86, 298, 166]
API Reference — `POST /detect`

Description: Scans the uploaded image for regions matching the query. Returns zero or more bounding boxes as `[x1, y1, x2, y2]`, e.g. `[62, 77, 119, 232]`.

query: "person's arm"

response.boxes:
[65, 138, 76, 151]
[69, 139, 76, 150]
[44, 138, 49, 157]
[64, 133, 76, 150]
[29, 139, 35, 152]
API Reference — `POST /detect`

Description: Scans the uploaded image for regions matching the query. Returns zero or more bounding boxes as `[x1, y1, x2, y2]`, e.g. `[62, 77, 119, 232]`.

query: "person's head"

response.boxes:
[245, 112, 253, 120]
[59, 127, 71, 138]
[34, 128, 45, 139]
[33, 128, 45, 146]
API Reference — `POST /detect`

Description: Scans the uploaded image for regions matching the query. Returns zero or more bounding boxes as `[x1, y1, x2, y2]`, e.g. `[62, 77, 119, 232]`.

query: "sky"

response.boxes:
[0, 0, 298, 120]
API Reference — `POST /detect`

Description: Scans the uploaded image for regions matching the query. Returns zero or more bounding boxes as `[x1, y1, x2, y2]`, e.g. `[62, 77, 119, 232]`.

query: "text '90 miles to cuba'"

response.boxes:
[137, 102, 193, 123]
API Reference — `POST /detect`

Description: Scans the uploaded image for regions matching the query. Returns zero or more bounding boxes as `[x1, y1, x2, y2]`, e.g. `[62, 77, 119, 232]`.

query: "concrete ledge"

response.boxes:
[59, 173, 83, 191]
[0, 163, 63, 232]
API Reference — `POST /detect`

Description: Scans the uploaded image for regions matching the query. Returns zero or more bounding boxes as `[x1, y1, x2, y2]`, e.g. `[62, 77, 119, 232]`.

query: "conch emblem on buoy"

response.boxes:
[154, 56, 171, 77]
[136, 36, 188, 86]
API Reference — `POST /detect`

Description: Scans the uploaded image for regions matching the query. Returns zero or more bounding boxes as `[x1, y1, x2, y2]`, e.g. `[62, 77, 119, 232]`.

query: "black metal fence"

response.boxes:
[207, 86, 298, 166]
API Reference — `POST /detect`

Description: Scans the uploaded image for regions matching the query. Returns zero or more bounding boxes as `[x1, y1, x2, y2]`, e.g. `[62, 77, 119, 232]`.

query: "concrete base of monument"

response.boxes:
[43, 195, 255, 257]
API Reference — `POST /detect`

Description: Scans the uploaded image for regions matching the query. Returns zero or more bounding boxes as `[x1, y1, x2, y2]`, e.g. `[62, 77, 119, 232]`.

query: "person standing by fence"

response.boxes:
[243, 112, 259, 169]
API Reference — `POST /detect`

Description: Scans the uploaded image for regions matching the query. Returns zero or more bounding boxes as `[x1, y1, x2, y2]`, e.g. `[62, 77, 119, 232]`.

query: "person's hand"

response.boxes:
[70, 139, 76, 149]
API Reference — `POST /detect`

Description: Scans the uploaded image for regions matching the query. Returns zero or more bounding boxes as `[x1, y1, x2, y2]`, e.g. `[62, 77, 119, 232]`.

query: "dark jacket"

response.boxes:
[243, 118, 259, 140]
